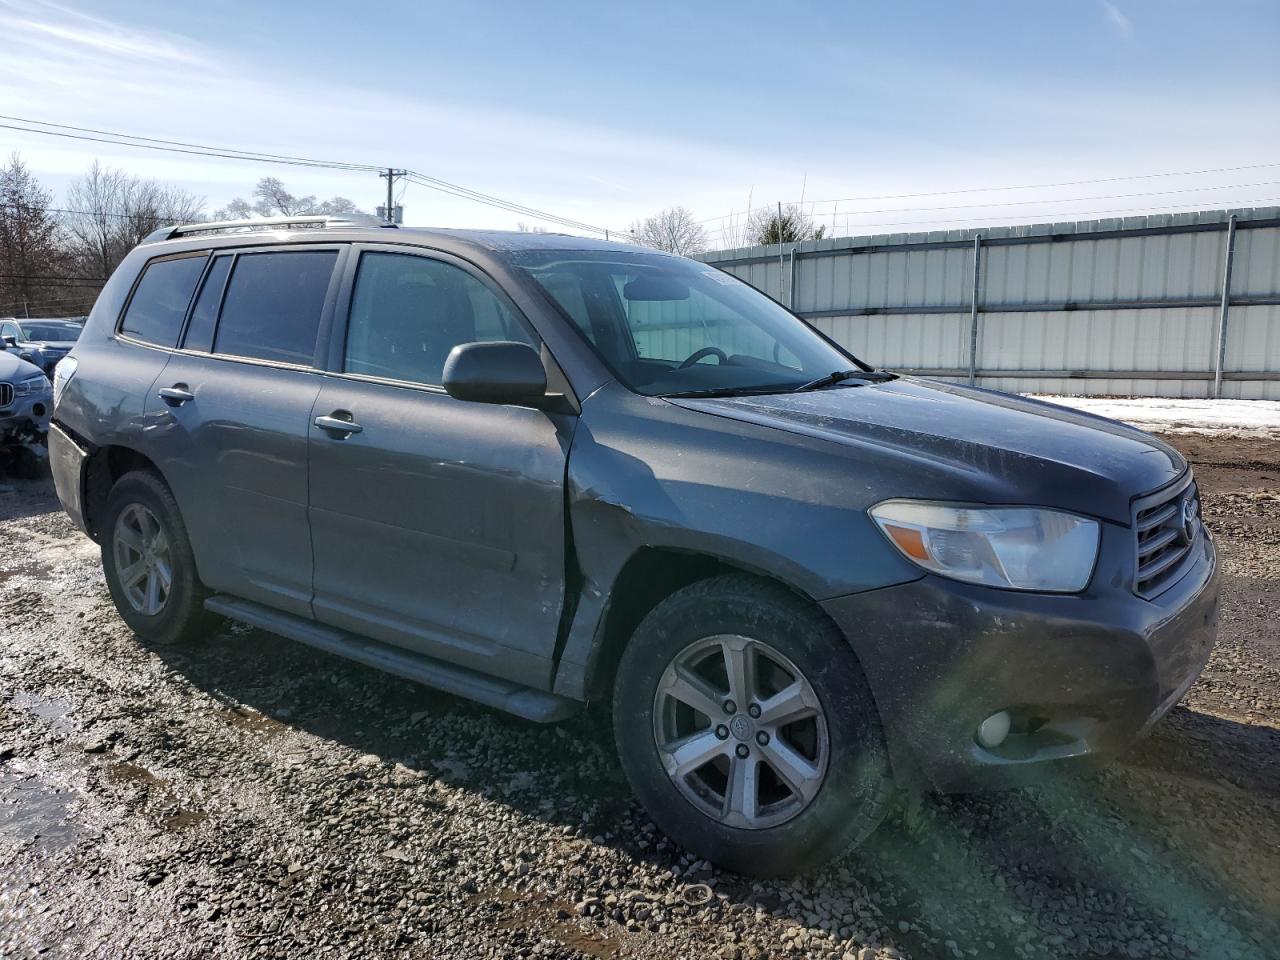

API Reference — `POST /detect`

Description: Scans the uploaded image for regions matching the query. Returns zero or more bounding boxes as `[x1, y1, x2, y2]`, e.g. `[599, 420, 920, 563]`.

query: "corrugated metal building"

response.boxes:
[699, 207, 1280, 400]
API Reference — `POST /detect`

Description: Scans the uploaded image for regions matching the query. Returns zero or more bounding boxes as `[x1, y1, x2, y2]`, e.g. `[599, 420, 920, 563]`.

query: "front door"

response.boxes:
[308, 248, 573, 687]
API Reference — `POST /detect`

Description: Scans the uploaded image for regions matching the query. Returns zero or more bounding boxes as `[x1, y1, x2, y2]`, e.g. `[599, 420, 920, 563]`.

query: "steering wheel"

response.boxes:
[678, 346, 728, 369]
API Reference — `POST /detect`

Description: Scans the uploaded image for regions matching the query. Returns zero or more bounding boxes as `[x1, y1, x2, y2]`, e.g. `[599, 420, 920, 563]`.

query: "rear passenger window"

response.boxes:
[182, 256, 231, 352]
[344, 252, 534, 386]
[120, 254, 207, 347]
[213, 251, 337, 365]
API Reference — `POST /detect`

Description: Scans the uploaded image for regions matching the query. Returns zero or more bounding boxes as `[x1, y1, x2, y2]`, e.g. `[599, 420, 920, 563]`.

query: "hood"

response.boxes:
[0, 349, 44, 383]
[669, 377, 1185, 525]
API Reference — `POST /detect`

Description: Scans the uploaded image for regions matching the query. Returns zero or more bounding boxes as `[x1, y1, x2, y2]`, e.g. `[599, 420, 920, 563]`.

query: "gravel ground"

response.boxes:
[1, 432, 1277, 960]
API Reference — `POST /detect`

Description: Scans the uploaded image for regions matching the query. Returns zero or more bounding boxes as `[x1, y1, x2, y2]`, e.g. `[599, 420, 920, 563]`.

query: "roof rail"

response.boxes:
[142, 214, 397, 244]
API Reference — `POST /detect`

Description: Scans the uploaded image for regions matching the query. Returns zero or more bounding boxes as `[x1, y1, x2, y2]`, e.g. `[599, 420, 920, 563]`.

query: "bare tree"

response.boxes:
[115, 179, 205, 251]
[64, 160, 127, 281]
[515, 221, 549, 233]
[627, 206, 707, 256]
[213, 177, 364, 219]
[0, 153, 68, 317]
[747, 204, 826, 246]
[63, 160, 205, 278]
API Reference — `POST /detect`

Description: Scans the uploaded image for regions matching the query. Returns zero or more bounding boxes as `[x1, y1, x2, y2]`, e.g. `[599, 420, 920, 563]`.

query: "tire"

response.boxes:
[100, 470, 212, 646]
[612, 574, 893, 877]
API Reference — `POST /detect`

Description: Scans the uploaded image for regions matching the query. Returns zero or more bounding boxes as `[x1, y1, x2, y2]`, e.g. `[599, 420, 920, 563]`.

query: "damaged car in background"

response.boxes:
[0, 348, 52, 478]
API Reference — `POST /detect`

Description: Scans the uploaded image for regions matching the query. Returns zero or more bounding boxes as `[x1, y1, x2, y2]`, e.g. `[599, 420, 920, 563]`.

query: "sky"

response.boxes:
[2, 0, 1279, 246]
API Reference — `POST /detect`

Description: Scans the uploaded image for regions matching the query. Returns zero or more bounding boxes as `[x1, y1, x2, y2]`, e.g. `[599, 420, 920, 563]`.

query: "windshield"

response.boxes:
[514, 250, 860, 396]
[19, 322, 81, 342]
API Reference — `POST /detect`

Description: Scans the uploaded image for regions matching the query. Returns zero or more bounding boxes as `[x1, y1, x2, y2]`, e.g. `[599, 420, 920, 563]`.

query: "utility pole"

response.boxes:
[378, 168, 407, 224]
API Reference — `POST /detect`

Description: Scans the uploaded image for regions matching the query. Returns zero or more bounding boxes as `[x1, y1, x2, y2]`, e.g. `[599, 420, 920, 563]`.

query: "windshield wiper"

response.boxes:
[791, 368, 895, 392]
[663, 385, 789, 399]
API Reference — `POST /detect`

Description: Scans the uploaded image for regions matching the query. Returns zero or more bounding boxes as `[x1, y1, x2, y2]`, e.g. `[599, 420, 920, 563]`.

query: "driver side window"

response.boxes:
[344, 252, 536, 387]
[619, 278, 798, 368]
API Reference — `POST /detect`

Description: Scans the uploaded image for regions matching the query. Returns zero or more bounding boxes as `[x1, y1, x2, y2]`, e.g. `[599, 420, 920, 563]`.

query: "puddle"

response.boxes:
[0, 771, 81, 852]
[103, 760, 207, 832]
[104, 761, 164, 788]
[222, 706, 288, 739]
[9, 690, 74, 737]
[160, 808, 208, 831]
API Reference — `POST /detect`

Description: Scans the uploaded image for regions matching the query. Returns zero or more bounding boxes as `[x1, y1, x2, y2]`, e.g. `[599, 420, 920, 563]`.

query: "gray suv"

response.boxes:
[49, 216, 1219, 875]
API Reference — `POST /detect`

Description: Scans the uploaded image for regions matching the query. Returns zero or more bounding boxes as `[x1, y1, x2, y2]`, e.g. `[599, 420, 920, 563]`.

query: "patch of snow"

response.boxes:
[1029, 396, 1280, 438]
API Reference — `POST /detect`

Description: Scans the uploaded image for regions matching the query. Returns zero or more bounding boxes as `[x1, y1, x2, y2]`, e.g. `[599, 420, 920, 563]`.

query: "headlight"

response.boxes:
[52, 355, 77, 408]
[869, 500, 1100, 592]
[15, 374, 51, 396]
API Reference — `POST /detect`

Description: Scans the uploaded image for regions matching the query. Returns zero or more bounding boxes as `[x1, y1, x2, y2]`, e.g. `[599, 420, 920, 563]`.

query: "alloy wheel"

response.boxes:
[112, 503, 172, 616]
[652, 634, 829, 829]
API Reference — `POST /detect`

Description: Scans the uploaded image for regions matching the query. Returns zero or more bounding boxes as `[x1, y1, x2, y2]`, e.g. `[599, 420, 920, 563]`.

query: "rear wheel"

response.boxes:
[101, 470, 212, 645]
[613, 574, 893, 876]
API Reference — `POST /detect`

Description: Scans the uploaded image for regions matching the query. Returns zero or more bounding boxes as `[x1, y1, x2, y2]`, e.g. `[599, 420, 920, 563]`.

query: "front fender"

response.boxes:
[551, 384, 923, 699]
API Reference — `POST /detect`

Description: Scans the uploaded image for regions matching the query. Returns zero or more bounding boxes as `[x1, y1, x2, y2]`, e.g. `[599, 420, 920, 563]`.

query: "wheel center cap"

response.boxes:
[729, 714, 754, 741]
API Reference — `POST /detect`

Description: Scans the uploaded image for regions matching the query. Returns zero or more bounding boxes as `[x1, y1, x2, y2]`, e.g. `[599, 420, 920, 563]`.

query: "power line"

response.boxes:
[0, 116, 379, 172]
[812, 197, 1280, 233]
[1, 201, 187, 224]
[0, 294, 98, 307]
[748, 159, 1280, 217]
[0, 274, 105, 285]
[402, 172, 616, 236]
[696, 179, 1280, 225]
[2, 115, 623, 236]
[0, 296, 98, 311]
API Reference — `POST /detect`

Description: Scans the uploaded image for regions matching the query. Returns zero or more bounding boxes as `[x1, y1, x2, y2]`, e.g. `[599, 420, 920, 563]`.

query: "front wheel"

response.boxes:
[612, 574, 893, 876]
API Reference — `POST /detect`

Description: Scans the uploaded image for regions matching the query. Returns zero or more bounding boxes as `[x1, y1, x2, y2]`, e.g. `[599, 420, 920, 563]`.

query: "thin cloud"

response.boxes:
[1102, 1, 1135, 39]
[0, 0, 207, 65]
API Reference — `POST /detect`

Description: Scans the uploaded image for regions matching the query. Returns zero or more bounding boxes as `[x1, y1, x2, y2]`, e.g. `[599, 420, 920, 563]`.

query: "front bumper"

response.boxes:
[0, 389, 52, 442]
[822, 524, 1219, 792]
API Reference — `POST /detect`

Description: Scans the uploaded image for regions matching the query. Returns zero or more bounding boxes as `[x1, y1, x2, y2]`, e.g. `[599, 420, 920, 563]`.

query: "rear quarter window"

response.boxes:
[213, 250, 338, 365]
[119, 254, 208, 347]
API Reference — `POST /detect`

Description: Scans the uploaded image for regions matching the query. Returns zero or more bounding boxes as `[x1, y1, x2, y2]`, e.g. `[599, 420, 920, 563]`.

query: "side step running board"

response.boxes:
[204, 595, 581, 723]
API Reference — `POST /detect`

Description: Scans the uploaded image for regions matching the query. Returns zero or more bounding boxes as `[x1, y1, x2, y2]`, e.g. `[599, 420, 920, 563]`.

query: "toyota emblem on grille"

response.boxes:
[1182, 498, 1197, 542]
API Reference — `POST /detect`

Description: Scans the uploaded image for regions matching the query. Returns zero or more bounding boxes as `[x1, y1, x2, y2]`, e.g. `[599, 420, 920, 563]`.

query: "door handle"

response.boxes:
[314, 413, 363, 437]
[158, 385, 194, 406]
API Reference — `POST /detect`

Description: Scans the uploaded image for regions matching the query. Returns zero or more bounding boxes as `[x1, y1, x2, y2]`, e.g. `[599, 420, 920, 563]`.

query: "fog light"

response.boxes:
[976, 710, 1012, 749]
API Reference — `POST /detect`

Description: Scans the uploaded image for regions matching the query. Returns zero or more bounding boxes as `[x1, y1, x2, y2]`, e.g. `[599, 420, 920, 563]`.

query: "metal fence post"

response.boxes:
[1212, 214, 1238, 399]
[968, 236, 983, 385]
[789, 248, 797, 309]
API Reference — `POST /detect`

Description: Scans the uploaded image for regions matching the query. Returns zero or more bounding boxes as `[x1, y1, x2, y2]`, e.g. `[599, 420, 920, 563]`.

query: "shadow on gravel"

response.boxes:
[0, 475, 63, 522]
[144, 621, 1280, 960]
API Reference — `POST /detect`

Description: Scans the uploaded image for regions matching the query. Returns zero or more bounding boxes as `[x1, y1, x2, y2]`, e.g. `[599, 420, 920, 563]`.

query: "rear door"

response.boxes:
[153, 245, 345, 616]
[308, 246, 573, 687]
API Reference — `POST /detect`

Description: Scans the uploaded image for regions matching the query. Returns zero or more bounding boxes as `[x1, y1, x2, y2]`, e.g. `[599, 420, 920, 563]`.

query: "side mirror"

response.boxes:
[442, 341, 548, 406]
[1, 335, 15, 348]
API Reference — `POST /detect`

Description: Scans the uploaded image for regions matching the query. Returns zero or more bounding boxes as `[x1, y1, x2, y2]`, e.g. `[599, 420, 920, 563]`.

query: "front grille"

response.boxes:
[1133, 476, 1200, 599]
[0, 383, 12, 408]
